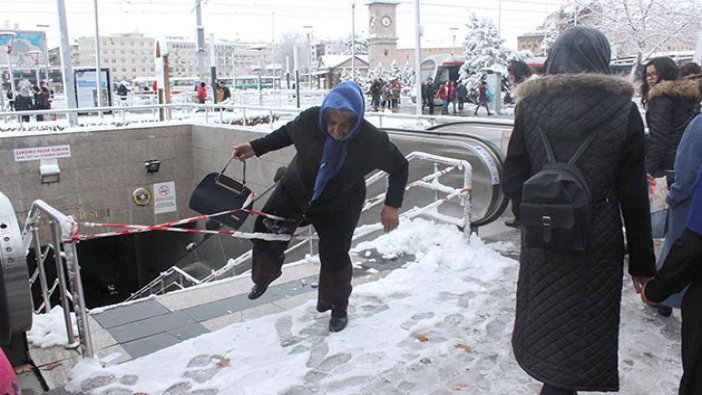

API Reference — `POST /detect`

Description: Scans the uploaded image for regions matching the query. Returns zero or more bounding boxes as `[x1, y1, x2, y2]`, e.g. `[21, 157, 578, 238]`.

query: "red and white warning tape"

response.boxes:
[69, 162, 469, 243]
[69, 206, 293, 243]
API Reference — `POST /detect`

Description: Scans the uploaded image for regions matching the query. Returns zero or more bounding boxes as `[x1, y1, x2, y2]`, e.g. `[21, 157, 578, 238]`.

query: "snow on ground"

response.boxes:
[45, 218, 683, 394]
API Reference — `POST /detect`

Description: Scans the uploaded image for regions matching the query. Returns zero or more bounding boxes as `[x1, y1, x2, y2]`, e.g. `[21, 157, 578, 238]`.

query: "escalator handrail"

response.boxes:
[380, 127, 510, 227]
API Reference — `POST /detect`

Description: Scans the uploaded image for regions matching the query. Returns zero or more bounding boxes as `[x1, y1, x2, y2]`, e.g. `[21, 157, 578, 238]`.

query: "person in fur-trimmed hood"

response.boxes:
[645, 63, 702, 178]
[502, 26, 656, 394]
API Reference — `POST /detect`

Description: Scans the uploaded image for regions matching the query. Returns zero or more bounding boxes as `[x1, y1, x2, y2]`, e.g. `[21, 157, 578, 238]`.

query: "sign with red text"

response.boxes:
[14, 145, 71, 161]
[153, 181, 177, 214]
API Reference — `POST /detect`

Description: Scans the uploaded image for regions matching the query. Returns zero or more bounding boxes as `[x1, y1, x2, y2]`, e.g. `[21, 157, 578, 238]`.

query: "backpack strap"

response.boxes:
[535, 126, 556, 163]
[536, 100, 631, 165]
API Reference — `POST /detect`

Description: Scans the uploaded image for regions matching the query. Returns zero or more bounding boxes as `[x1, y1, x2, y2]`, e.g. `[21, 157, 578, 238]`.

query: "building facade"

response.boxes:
[71, 33, 273, 82]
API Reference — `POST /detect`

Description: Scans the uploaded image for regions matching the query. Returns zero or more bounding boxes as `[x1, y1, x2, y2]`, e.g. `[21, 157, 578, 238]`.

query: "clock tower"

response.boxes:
[368, 1, 399, 70]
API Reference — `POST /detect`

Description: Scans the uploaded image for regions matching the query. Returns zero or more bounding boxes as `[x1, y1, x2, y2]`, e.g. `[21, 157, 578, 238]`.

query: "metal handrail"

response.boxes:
[0, 101, 513, 133]
[126, 151, 472, 300]
[21, 200, 93, 358]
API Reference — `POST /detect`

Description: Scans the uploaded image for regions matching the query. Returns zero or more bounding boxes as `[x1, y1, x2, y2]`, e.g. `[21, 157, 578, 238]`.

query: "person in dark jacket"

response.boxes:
[640, 56, 679, 109]
[655, 114, 702, 312]
[231, 81, 409, 333]
[502, 26, 656, 394]
[14, 84, 33, 122]
[644, 58, 702, 179]
[423, 78, 436, 114]
[643, 164, 702, 395]
[456, 81, 468, 111]
[474, 80, 491, 116]
[32, 85, 49, 121]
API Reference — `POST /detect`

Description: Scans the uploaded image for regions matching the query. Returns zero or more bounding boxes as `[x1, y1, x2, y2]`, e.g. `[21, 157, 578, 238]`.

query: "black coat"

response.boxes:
[249, 107, 408, 211]
[503, 74, 656, 391]
[645, 75, 702, 176]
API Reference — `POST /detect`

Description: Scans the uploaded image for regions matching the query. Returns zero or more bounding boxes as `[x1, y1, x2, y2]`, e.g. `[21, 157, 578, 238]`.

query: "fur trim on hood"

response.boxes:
[648, 74, 702, 101]
[515, 73, 635, 102]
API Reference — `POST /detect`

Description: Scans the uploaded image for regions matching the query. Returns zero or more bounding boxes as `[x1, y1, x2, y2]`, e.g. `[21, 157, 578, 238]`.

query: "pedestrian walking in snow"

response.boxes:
[502, 26, 656, 394]
[231, 81, 408, 333]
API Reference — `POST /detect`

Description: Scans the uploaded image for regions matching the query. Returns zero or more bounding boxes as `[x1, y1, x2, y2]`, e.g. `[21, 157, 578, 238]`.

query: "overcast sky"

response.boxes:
[1, 0, 569, 50]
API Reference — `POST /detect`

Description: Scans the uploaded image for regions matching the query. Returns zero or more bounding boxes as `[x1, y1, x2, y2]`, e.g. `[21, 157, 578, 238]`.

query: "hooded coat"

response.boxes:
[250, 81, 408, 211]
[503, 26, 656, 391]
[645, 74, 702, 176]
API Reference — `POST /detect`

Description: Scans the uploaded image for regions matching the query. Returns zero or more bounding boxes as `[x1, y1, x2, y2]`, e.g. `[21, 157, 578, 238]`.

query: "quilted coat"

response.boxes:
[503, 73, 657, 390]
[645, 74, 702, 176]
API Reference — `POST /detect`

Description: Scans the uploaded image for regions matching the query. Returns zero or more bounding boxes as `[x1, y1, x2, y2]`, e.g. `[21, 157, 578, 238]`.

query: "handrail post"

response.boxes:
[49, 219, 78, 348]
[462, 162, 473, 239]
[63, 241, 94, 358]
[30, 224, 52, 314]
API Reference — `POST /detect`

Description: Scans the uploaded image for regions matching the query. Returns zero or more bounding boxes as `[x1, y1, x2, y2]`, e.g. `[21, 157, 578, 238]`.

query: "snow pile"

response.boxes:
[27, 306, 78, 348]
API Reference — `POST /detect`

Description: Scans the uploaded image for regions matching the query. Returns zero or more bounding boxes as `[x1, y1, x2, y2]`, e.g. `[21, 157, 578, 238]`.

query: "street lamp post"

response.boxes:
[449, 27, 459, 56]
[28, 50, 42, 86]
[303, 25, 313, 89]
[93, 0, 103, 112]
[351, 1, 356, 81]
[36, 25, 52, 90]
[0, 32, 17, 111]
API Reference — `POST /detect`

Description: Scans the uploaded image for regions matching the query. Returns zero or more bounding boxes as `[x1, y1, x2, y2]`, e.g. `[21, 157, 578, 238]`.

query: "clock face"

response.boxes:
[380, 15, 392, 27]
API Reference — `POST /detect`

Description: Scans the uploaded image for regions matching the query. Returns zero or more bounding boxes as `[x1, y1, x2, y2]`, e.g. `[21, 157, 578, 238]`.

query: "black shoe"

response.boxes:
[657, 305, 673, 317]
[329, 314, 348, 332]
[248, 284, 268, 300]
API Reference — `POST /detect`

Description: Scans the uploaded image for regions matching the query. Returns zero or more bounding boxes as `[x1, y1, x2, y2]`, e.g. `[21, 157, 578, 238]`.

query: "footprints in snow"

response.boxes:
[78, 354, 225, 394]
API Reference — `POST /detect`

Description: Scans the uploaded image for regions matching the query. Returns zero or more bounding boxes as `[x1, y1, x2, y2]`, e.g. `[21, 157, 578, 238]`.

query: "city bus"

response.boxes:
[233, 75, 279, 90]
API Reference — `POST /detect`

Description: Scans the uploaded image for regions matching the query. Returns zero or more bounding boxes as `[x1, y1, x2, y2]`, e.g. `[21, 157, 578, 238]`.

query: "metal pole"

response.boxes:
[210, 33, 217, 104]
[271, 12, 276, 89]
[0, 68, 5, 113]
[93, 0, 103, 114]
[413, 0, 422, 119]
[0, 33, 18, 111]
[195, 0, 206, 80]
[285, 55, 291, 89]
[351, 1, 356, 81]
[31, 225, 51, 314]
[498, 0, 502, 37]
[293, 45, 300, 108]
[63, 241, 94, 358]
[307, 32, 312, 89]
[50, 220, 78, 348]
[56, 0, 78, 126]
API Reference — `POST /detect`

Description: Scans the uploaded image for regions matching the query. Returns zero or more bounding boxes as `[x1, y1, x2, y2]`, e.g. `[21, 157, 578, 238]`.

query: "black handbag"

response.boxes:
[189, 157, 253, 229]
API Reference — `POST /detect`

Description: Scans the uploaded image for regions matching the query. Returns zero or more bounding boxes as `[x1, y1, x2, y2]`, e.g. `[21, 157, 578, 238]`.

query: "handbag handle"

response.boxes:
[217, 156, 246, 185]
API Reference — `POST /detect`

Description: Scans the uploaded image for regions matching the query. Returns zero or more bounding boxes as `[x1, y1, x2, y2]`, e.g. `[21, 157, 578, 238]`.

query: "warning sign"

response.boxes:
[14, 145, 72, 161]
[153, 181, 177, 214]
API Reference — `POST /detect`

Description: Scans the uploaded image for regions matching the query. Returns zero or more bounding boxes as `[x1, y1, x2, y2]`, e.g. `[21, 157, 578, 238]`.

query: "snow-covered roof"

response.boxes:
[318, 55, 369, 69]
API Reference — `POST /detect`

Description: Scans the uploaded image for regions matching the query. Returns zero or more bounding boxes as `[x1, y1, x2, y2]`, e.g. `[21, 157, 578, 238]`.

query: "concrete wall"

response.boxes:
[0, 124, 295, 239]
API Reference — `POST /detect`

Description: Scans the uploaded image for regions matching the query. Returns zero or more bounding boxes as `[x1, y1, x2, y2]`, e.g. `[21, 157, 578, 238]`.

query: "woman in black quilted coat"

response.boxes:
[644, 62, 702, 177]
[502, 26, 656, 394]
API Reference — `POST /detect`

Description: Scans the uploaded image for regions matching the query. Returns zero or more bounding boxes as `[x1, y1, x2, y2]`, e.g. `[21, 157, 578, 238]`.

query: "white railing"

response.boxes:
[21, 200, 93, 358]
[0, 97, 511, 134]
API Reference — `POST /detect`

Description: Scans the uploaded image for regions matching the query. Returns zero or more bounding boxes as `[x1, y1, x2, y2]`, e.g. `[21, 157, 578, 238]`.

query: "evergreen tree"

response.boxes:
[459, 13, 509, 81]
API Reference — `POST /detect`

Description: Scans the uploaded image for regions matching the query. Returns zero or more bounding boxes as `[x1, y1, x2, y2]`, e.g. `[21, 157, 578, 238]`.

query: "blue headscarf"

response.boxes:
[310, 81, 365, 202]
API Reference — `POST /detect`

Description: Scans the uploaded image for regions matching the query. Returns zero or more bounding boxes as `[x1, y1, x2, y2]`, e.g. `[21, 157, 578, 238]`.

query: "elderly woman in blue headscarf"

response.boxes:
[502, 26, 655, 394]
[232, 81, 408, 332]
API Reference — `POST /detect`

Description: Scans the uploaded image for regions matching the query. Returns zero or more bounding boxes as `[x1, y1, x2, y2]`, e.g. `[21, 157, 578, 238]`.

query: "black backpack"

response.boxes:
[520, 124, 604, 251]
